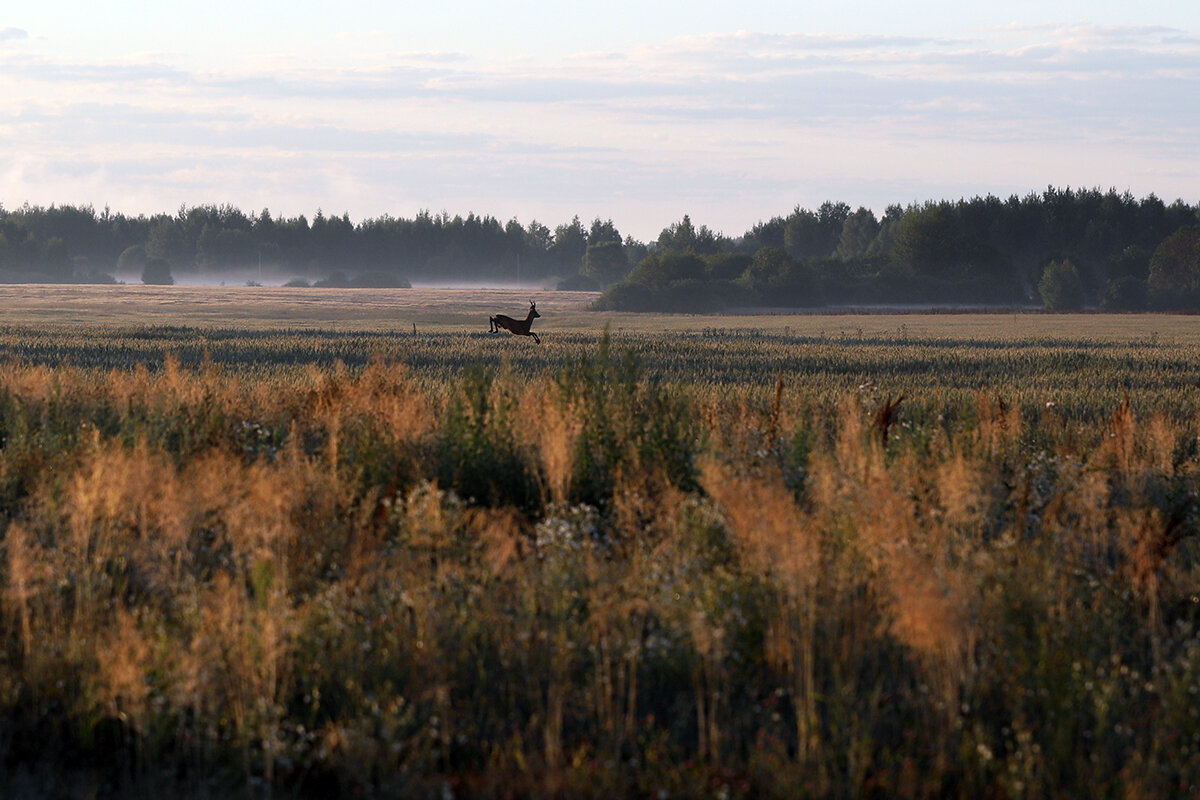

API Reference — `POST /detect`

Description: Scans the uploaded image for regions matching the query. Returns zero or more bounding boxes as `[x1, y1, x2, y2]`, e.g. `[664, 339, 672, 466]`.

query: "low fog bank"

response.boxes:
[111, 267, 410, 288]
[112, 268, 286, 287]
[103, 268, 564, 291]
[408, 280, 559, 291]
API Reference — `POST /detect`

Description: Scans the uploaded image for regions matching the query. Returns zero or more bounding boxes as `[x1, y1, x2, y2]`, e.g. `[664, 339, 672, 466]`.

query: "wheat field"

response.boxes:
[0, 287, 1197, 798]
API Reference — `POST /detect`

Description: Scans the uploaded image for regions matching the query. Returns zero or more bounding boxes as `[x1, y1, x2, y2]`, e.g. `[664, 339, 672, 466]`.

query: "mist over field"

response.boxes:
[110, 268, 573, 292]
[111, 268, 284, 288]
[408, 280, 559, 291]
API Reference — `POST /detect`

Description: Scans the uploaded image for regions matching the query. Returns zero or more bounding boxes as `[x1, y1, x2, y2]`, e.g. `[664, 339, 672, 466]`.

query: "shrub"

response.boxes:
[739, 247, 822, 307]
[592, 281, 656, 311]
[141, 256, 174, 285]
[556, 273, 602, 291]
[556, 333, 699, 504]
[1038, 259, 1084, 310]
[117, 244, 148, 272]
[580, 240, 629, 286]
[704, 252, 752, 281]
[626, 251, 706, 290]
[314, 270, 351, 288]
[1148, 225, 1200, 308]
[435, 365, 538, 509]
[1100, 276, 1148, 311]
[352, 271, 411, 288]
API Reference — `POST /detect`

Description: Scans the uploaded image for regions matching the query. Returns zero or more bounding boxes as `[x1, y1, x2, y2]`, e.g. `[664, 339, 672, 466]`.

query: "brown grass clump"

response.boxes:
[699, 460, 815, 586]
[974, 392, 1022, 457]
[468, 505, 528, 576]
[526, 380, 583, 505]
[90, 608, 153, 725]
[934, 452, 985, 532]
[175, 570, 292, 780]
[4, 522, 42, 660]
[810, 400, 982, 725]
[1103, 392, 1138, 476]
[62, 441, 188, 563]
[700, 459, 820, 757]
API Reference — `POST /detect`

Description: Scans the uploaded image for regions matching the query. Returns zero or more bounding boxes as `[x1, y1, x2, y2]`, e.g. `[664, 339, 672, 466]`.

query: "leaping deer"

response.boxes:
[489, 300, 541, 344]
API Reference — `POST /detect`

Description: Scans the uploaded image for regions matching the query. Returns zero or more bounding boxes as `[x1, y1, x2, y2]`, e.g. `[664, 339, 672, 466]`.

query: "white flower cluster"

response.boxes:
[534, 503, 608, 563]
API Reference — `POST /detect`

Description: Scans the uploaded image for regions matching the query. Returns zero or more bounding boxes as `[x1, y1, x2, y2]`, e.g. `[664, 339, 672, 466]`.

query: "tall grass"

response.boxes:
[0, 326, 1198, 797]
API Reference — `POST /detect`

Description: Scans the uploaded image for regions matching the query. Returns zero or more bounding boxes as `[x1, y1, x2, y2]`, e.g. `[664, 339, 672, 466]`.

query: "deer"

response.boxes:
[489, 300, 541, 344]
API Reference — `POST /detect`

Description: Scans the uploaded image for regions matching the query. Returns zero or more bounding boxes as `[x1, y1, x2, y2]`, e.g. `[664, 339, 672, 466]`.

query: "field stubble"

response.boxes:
[0, 287, 1198, 798]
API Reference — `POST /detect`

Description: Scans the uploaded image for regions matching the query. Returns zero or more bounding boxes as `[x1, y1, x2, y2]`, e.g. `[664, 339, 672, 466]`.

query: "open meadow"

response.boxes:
[1, 286, 1199, 798]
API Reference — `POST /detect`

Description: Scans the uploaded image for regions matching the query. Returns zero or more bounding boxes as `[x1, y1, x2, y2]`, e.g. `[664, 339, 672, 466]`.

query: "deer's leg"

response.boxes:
[532, 332, 541, 345]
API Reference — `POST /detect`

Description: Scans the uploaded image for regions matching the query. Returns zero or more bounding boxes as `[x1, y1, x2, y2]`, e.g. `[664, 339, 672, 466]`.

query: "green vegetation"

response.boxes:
[3, 188, 1198, 309]
[0, 204, 617, 288]
[1148, 225, 1200, 307]
[1037, 259, 1084, 310]
[141, 256, 175, 286]
[1, 306, 1199, 797]
[598, 192, 1199, 311]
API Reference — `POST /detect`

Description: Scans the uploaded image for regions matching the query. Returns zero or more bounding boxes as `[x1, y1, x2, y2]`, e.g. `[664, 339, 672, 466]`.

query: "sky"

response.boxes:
[1, 2, 1198, 241]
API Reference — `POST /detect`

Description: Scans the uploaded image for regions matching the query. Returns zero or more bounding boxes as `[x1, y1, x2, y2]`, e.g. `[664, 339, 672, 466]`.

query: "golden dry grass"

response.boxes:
[0, 302, 1199, 798]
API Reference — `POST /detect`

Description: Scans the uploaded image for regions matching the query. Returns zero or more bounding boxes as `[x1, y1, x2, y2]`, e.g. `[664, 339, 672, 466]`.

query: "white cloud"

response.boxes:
[0, 22, 1197, 238]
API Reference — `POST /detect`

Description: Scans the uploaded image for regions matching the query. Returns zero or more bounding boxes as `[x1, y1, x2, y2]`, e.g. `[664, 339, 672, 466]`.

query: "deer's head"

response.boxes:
[529, 300, 540, 318]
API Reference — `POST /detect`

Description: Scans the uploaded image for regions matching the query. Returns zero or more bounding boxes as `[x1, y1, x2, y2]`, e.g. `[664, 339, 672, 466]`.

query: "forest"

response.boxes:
[1, 187, 1198, 309]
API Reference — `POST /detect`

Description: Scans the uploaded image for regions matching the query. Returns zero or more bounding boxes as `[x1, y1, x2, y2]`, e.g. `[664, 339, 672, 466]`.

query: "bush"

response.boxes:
[1147, 225, 1200, 308]
[1106, 245, 1151, 282]
[72, 270, 118, 285]
[626, 252, 706, 290]
[592, 281, 656, 311]
[117, 244, 148, 272]
[581, 240, 629, 286]
[435, 365, 537, 509]
[314, 270, 351, 288]
[592, 279, 752, 312]
[704, 252, 752, 281]
[739, 248, 822, 307]
[658, 278, 738, 312]
[1038, 259, 1084, 310]
[141, 257, 174, 285]
[556, 333, 699, 505]
[352, 271, 411, 288]
[556, 273, 602, 291]
[1100, 276, 1148, 311]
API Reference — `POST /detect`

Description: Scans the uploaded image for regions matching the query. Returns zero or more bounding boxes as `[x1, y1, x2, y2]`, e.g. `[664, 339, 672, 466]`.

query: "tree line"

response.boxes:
[1, 187, 1198, 308]
[0, 204, 608, 287]
[599, 190, 1200, 311]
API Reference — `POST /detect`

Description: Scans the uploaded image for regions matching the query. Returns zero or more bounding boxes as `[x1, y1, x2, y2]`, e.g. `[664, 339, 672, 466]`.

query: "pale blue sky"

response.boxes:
[2, 2, 1197, 239]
